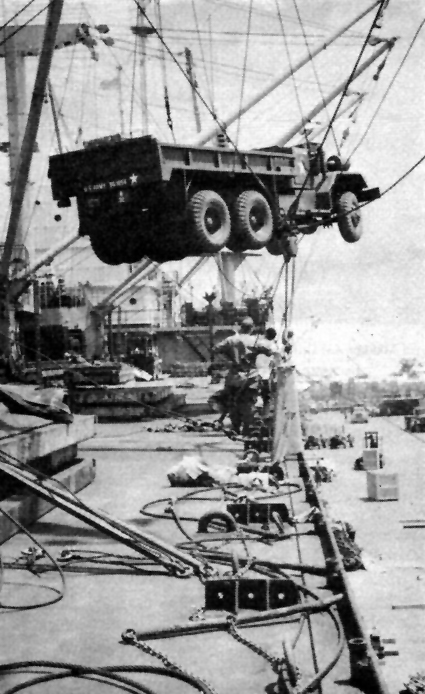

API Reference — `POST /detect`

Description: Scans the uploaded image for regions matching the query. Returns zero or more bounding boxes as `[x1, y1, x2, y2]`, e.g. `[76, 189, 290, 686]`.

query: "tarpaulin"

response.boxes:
[272, 365, 304, 462]
[0, 385, 73, 425]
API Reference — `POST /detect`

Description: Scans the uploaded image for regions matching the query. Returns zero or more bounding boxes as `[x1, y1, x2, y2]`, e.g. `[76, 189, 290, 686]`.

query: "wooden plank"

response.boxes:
[0, 415, 95, 463]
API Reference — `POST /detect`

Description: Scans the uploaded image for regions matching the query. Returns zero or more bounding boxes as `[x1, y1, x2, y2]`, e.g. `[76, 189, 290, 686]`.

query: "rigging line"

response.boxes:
[289, 258, 296, 325]
[274, 0, 308, 150]
[156, 0, 175, 141]
[0, 0, 53, 50]
[270, 258, 287, 303]
[153, 28, 366, 39]
[54, 5, 82, 151]
[129, 5, 138, 137]
[291, 0, 340, 156]
[234, 0, 254, 151]
[0, 0, 38, 33]
[210, 0, 334, 29]
[347, 18, 425, 160]
[380, 152, 425, 197]
[117, 39, 347, 87]
[48, 79, 62, 153]
[283, 262, 289, 328]
[289, 156, 425, 332]
[243, 257, 269, 293]
[292, 0, 389, 210]
[208, 15, 215, 111]
[191, 0, 214, 110]
[54, 245, 93, 276]
[132, 0, 281, 205]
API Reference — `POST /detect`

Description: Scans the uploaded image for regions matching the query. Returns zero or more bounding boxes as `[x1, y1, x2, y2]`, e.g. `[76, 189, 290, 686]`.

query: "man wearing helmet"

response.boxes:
[212, 317, 273, 433]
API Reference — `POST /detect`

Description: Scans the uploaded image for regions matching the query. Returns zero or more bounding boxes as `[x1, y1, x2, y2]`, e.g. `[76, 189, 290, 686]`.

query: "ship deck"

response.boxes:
[0, 411, 423, 693]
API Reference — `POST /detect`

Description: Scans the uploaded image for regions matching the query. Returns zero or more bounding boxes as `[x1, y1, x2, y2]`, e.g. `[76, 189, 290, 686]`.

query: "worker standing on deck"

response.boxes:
[212, 317, 271, 433]
[256, 326, 279, 416]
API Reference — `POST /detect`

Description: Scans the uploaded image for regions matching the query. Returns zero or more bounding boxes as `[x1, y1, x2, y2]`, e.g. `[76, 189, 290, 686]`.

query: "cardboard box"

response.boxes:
[367, 471, 399, 501]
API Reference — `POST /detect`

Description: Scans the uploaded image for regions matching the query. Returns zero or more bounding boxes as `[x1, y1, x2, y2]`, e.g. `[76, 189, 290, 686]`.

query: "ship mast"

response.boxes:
[0, 2, 86, 363]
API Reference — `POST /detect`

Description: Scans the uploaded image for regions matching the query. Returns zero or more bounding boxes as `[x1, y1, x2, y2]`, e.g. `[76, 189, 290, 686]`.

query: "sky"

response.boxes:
[0, 0, 424, 379]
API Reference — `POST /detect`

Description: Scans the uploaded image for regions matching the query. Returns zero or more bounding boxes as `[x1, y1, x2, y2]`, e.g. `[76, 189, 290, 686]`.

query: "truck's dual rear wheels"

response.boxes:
[186, 188, 274, 255]
[227, 190, 273, 251]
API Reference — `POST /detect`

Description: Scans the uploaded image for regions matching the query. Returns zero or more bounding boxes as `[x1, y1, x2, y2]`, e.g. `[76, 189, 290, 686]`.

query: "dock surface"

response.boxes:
[0, 412, 422, 693]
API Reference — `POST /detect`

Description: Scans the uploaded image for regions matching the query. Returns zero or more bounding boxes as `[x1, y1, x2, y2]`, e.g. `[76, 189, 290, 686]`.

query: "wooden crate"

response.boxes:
[367, 471, 399, 501]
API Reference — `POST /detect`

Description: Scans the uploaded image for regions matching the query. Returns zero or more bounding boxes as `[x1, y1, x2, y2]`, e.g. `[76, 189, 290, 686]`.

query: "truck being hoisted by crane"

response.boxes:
[48, 133, 381, 266]
[47, 4, 393, 267]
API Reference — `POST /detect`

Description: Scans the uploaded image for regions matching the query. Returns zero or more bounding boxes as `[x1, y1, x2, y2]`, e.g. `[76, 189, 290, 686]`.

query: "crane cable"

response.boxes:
[291, 0, 341, 156]
[274, 0, 309, 151]
[347, 17, 425, 159]
[291, 0, 390, 213]
[234, 0, 254, 151]
[156, 0, 175, 140]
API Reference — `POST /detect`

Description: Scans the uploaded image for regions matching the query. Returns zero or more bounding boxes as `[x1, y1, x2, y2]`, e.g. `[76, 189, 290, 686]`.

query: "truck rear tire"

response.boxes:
[337, 191, 363, 243]
[230, 190, 274, 250]
[187, 190, 231, 253]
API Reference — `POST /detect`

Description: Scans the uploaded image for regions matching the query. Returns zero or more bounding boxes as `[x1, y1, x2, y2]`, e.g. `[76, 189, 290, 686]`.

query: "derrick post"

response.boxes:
[0, 2, 89, 363]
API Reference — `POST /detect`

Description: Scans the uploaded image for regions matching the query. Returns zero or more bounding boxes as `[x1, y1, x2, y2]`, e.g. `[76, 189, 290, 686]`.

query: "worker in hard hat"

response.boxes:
[212, 317, 273, 433]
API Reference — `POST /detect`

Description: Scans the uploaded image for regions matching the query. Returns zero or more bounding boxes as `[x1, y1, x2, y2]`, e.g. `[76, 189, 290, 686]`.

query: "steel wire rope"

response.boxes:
[0, 0, 39, 32]
[291, 0, 390, 212]
[7, 547, 160, 574]
[347, 18, 425, 160]
[190, 0, 215, 111]
[274, 0, 309, 155]
[234, 0, 254, 152]
[131, 0, 291, 211]
[0, 450, 194, 577]
[0, 0, 54, 51]
[115, 37, 352, 88]
[0, 506, 66, 610]
[79, 2, 168, 141]
[129, 5, 139, 137]
[153, 28, 368, 41]
[0, 662, 215, 694]
[279, 147, 425, 334]
[156, 0, 176, 141]
[281, 454, 322, 692]
[242, 257, 271, 295]
[52, 242, 94, 277]
[291, 0, 341, 156]
[207, 15, 215, 111]
[194, 547, 345, 688]
[209, 0, 341, 30]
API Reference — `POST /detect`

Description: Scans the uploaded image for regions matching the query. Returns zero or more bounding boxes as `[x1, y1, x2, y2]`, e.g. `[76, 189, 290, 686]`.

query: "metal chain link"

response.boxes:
[126, 633, 219, 694]
[226, 615, 283, 673]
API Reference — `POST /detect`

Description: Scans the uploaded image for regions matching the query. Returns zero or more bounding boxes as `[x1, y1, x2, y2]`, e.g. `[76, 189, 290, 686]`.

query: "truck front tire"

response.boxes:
[336, 191, 363, 243]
